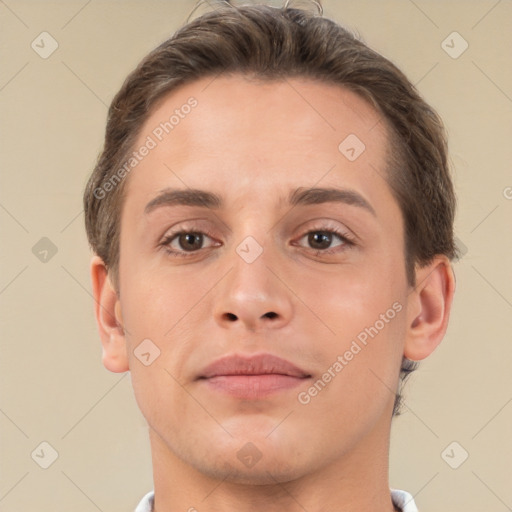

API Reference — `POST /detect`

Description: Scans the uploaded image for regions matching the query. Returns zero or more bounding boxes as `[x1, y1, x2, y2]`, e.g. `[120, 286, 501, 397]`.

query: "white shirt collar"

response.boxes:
[136, 489, 418, 511]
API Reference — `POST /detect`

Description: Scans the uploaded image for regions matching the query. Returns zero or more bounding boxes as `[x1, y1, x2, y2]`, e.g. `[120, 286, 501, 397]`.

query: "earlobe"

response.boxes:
[90, 255, 129, 373]
[404, 256, 456, 361]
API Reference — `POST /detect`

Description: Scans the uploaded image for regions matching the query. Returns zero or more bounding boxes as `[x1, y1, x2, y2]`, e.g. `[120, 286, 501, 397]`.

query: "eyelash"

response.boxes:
[159, 227, 219, 259]
[159, 224, 355, 259]
[294, 225, 355, 256]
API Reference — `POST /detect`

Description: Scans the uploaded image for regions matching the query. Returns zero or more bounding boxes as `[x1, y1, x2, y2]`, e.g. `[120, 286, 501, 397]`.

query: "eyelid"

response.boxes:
[160, 227, 219, 249]
[158, 219, 215, 243]
[292, 227, 355, 254]
[156, 218, 220, 257]
[293, 219, 357, 243]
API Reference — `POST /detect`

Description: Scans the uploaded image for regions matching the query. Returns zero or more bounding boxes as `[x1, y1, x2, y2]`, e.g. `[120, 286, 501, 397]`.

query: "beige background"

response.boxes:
[1, 0, 511, 511]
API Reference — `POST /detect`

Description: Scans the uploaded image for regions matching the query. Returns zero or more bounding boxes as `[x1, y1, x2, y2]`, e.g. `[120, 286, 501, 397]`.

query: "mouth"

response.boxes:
[197, 353, 312, 399]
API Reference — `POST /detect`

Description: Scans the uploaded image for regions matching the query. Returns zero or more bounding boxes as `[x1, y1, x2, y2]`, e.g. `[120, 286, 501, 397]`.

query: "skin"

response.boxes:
[91, 75, 455, 512]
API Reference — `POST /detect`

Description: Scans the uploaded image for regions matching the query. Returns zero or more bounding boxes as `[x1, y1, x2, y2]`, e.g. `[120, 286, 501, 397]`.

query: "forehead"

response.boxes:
[125, 74, 391, 206]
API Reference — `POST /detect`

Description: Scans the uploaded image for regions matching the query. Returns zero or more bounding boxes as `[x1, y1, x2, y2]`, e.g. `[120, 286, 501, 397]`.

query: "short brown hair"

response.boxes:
[83, 2, 457, 415]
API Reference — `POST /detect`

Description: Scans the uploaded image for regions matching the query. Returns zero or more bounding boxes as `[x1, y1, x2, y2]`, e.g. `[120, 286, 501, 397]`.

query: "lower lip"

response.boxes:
[201, 374, 308, 399]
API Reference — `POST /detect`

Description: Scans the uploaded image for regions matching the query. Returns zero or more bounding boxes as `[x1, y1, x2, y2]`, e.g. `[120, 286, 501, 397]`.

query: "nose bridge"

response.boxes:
[213, 227, 293, 331]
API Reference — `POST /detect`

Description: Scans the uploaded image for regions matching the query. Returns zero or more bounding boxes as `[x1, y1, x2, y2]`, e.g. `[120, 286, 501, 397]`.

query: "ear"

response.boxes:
[404, 255, 456, 361]
[90, 255, 129, 373]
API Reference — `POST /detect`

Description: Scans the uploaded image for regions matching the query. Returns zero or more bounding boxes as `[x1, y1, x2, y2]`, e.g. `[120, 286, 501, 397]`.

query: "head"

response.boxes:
[84, 2, 456, 484]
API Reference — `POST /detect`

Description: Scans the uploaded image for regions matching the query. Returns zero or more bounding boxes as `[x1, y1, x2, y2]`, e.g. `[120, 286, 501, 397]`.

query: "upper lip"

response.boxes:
[198, 353, 311, 379]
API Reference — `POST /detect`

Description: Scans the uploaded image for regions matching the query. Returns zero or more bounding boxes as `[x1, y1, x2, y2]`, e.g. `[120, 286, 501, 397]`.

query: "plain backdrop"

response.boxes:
[1, 1, 511, 511]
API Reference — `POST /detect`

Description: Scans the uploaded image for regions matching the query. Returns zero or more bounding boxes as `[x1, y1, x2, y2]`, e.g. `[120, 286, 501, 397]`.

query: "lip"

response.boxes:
[197, 353, 311, 399]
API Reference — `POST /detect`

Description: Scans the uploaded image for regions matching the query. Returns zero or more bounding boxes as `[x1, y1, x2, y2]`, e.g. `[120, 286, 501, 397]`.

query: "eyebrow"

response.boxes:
[144, 186, 376, 216]
[145, 188, 222, 213]
[289, 187, 376, 216]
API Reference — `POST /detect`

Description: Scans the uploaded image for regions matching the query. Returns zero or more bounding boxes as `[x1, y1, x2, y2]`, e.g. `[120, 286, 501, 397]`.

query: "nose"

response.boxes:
[213, 240, 293, 332]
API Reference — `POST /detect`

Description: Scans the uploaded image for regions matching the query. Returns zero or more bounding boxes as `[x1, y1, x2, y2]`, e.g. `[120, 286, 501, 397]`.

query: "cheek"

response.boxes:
[119, 258, 210, 336]
[300, 265, 407, 397]
[119, 268, 212, 383]
[302, 262, 402, 332]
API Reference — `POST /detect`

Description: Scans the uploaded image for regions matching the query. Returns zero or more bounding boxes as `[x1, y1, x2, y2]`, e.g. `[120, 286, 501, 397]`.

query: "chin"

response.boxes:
[194, 455, 308, 486]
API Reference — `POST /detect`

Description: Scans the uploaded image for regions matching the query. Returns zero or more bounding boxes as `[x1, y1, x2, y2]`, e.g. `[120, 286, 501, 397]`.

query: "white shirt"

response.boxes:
[135, 488, 418, 511]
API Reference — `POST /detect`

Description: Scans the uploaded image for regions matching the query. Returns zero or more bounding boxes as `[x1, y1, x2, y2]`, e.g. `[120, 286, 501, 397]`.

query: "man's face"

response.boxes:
[117, 75, 410, 483]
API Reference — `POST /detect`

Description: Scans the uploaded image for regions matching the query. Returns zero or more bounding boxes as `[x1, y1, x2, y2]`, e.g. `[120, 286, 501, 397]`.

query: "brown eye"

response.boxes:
[160, 228, 219, 259]
[176, 232, 204, 251]
[308, 231, 335, 250]
[293, 225, 355, 257]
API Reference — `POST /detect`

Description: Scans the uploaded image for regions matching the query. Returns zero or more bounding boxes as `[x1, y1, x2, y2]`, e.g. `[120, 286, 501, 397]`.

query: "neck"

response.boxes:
[149, 412, 397, 512]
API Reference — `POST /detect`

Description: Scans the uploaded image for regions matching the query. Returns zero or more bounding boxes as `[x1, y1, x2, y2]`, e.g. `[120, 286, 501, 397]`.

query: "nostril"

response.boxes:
[264, 312, 278, 319]
[224, 313, 237, 321]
